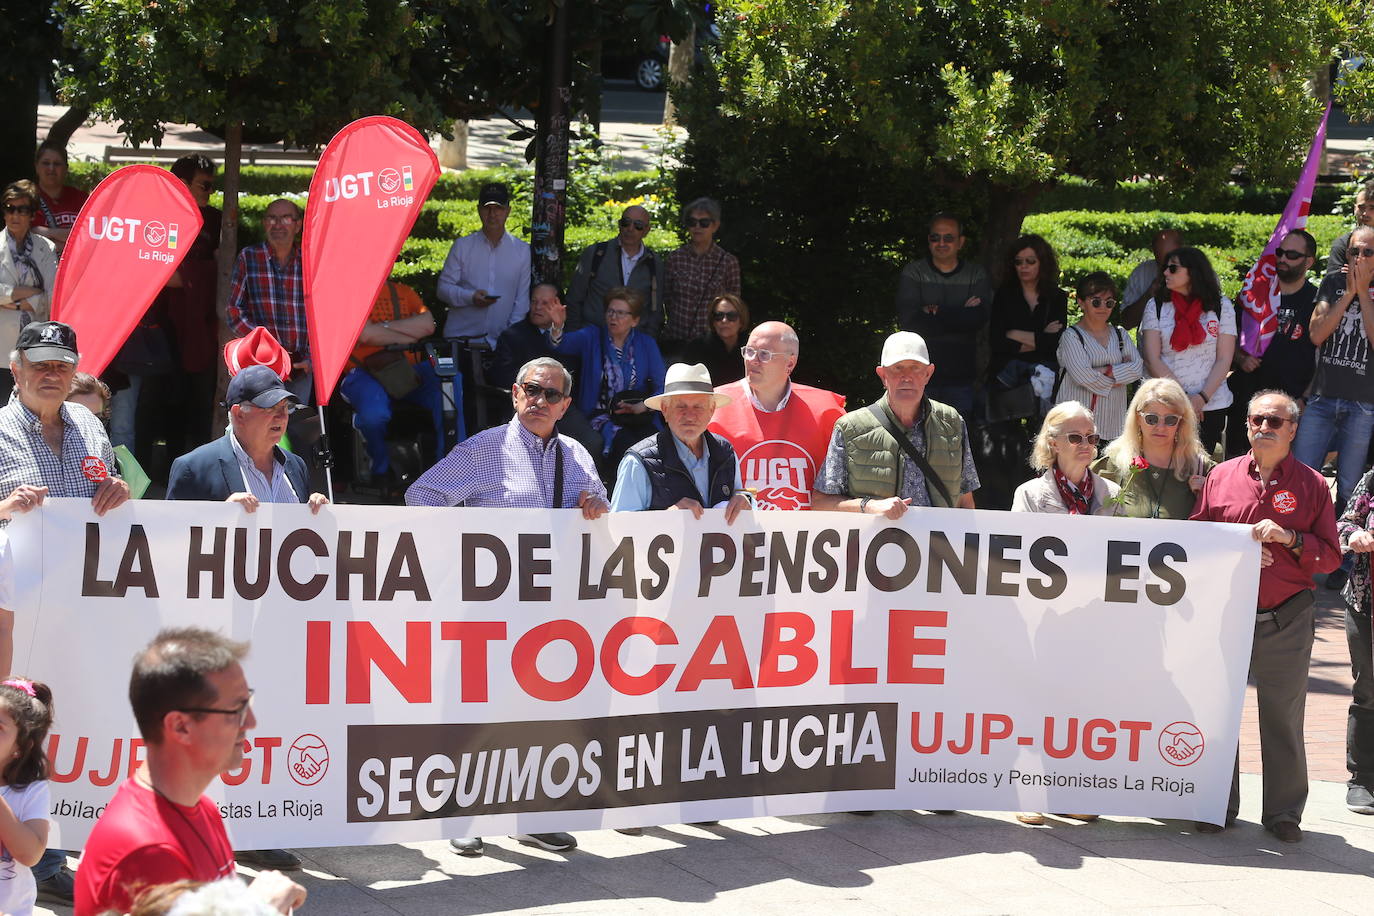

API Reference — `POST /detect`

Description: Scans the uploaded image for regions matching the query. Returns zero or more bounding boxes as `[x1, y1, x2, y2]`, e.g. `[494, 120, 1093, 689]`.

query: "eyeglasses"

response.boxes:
[1353, 247, 1374, 259]
[712, 311, 740, 322]
[1164, 263, 1185, 273]
[928, 233, 958, 244]
[619, 217, 649, 230]
[1013, 257, 1038, 267]
[3, 205, 32, 215]
[740, 345, 781, 362]
[684, 217, 715, 228]
[179, 689, 254, 727]
[1248, 414, 1291, 429]
[605, 307, 634, 319]
[1139, 412, 1181, 427]
[1274, 247, 1310, 261]
[264, 214, 297, 224]
[1058, 432, 1100, 446]
[1085, 296, 1117, 309]
[520, 381, 567, 404]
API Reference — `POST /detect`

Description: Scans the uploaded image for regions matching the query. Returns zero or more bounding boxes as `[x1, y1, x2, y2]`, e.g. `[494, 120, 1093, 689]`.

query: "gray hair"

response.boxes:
[683, 197, 722, 224]
[517, 357, 573, 395]
[1248, 389, 1301, 422]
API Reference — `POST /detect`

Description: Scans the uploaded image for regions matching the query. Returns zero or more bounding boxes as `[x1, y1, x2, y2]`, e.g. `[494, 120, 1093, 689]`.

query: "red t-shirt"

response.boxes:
[75, 779, 236, 916]
[31, 185, 89, 230]
[708, 380, 845, 510]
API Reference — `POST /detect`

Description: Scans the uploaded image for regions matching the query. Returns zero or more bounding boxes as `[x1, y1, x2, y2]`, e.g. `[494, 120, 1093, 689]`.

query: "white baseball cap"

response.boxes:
[880, 331, 931, 367]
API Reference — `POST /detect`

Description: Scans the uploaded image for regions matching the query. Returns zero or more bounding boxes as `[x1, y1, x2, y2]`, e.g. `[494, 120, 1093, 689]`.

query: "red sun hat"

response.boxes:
[224, 326, 292, 379]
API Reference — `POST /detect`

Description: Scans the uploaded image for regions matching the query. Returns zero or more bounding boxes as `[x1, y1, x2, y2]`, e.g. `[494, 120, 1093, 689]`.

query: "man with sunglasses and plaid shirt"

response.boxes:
[405, 356, 606, 856]
[567, 205, 662, 335]
[1224, 230, 1320, 459]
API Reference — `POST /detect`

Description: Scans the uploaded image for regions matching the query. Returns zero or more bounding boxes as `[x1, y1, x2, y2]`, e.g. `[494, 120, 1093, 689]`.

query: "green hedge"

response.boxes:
[1033, 176, 1355, 217]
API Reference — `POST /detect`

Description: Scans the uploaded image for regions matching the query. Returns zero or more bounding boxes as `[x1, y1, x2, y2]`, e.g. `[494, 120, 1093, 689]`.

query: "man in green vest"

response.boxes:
[813, 330, 979, 516]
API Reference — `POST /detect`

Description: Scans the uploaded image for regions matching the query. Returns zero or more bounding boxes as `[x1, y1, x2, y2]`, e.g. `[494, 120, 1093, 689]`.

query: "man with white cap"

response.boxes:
[611, 362, 751, 522]
[814, 330, 979, 516]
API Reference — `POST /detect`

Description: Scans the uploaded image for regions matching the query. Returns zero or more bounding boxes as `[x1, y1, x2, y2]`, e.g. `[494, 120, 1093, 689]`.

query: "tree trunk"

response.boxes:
[978, 183, 1048, 281]
[530, 0, 570, 287]
[44, 106, 90, 150]
[212, 122, 244, 438]
[663, 26, 695, 128]
[1, 77, 39, 190]
[438, 120, 468, 170]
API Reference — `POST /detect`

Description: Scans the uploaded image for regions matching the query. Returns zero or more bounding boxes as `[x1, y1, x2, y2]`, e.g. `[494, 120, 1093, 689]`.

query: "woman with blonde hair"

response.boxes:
[1012, 400, 1119, 515]
[1093, 378, 1213, 519]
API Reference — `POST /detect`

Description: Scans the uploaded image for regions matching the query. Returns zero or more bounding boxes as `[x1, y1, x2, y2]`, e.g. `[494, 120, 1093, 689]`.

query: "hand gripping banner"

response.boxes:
[50, 165, 203, 376]
[302, 116, 440, 405]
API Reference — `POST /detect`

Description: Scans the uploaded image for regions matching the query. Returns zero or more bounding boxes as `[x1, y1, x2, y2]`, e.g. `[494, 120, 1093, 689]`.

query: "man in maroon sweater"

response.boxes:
[1191, 390, 1340, 843]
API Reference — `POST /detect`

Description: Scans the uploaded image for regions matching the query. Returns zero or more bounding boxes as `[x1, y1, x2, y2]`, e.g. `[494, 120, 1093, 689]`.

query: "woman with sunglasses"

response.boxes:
[1054, 272, 1144, 441]
[1140, 246, 1235, 452]
[684, 293, 749, 385]
[1093, 379, 1213, 519]
[554, 285, 665, 474]
[0, 182, 58, 403]
[1011, 400, 1115, 826]
[661, 197, 741, 357]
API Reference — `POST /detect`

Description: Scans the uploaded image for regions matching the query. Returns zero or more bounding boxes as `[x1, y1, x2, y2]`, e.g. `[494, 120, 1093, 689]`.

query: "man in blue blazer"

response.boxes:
[167, 365, 327, 512]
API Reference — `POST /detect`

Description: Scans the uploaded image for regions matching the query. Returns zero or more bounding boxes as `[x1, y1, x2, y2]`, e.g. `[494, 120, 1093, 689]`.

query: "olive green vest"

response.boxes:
[837, 395, 964, 507]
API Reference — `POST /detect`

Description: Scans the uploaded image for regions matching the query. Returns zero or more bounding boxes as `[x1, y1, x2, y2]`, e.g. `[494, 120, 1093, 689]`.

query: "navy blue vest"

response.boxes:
[629, 430, 736, 509]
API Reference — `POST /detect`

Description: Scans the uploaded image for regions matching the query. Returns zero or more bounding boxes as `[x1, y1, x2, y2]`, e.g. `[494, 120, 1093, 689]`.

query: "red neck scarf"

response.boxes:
[1169, 290, 1207, 352]
[1052, 466, 1094, 515]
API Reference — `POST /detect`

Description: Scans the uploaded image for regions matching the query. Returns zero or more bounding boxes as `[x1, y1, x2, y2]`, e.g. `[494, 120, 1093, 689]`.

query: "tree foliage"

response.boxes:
[674, 0, 1347, 398]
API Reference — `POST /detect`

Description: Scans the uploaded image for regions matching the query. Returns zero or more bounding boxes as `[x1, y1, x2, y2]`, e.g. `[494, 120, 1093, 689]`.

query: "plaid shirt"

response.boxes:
[226, 243, 309, 357]
[405, 416, 605, 508]
[663, 243, 741, 341]
[0, 399, 119, 501]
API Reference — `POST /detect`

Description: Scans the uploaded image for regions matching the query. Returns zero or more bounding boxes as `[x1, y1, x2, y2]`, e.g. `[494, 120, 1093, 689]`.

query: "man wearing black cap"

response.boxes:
[0, 320, 128, 905]
[164, 363, 324, 873]
[436, 182, 532, 348]
[166, 364, 327, 513]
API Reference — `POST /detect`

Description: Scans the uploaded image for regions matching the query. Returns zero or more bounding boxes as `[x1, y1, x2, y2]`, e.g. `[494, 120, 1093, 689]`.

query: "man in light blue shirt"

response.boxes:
[611, 362, 750, 522]
[436, 183, 531, 346]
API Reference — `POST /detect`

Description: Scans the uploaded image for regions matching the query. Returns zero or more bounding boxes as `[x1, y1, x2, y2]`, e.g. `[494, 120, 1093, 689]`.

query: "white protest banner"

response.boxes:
[11, 499, 1258, 848]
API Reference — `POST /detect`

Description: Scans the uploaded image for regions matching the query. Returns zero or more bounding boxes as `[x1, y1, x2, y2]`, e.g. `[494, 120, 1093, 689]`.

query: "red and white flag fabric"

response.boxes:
[1238, 104, 1331, 357]
[50, 165, 203, 376]
[302, 116, 439, 405]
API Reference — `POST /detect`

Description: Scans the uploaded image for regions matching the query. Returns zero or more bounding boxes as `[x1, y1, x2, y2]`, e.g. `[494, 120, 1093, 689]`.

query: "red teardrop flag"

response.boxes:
[50, 165, 203, 376]
[302, 116, 440, 405]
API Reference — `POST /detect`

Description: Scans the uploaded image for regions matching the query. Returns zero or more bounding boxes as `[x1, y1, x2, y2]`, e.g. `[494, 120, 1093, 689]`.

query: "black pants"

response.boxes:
[1200, 408, 1226, 456]
[1348, 602, 1374, 787]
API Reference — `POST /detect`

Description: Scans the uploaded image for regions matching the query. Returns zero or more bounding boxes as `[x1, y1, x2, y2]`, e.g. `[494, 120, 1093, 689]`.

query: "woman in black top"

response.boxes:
[683, 293, 749, 385]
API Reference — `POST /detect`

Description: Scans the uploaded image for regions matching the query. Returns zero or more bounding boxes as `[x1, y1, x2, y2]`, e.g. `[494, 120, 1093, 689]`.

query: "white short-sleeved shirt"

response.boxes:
[1141, 297, 1236, 410]
[0, 780, 51, 916]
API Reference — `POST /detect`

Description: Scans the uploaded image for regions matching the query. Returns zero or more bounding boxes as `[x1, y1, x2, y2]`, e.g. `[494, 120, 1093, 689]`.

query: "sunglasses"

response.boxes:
[712, 311, 740, 322]
[520, 381, 567, 404]
[1164, 263, 1185, 273]
[1059, 432, 1101, 446]
[1085, 296, 1117, 309]
[740, 345, 780, 362]
[3, 205, 32, 215]
[928, 233, 958, 244]
[264, 214, 297, 224]
[1247, 414, 1290, 429]
[619, 217, 648, 230]
[684, 217, 715, 228]
[1013, 257, 1038, 267]
[1139, 412, 1181, 428]
[178, 689, 255, 727]
[1353, 247, 1374, 259]
[1274, 247, 1310, 261]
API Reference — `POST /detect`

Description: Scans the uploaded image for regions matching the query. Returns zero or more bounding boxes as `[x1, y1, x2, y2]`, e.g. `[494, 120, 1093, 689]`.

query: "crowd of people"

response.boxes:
[0, 137, 1372, 912]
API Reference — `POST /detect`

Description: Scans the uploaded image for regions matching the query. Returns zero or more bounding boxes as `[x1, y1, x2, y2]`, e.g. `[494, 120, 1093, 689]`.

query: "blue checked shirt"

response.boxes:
[405, 416, 606, 508]
[0, 400, 119, 501]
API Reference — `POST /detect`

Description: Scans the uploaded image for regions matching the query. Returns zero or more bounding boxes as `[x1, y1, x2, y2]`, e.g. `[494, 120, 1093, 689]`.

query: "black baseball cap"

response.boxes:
[226, 364, 300, 409]
[16, 321, 78, 364]
[478, 182, 510, 207]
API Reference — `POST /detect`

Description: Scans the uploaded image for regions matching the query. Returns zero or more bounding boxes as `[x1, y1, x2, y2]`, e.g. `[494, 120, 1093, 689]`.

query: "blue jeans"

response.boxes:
[340, 363, 449, 475]
[925, 381, 976, 422]
[1293, 395, 1374, 511]
[33, 847, 65, 881]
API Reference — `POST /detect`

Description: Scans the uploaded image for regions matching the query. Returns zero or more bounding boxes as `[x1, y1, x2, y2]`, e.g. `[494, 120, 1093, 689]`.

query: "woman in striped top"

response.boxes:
[1054, 272, 1145, 441]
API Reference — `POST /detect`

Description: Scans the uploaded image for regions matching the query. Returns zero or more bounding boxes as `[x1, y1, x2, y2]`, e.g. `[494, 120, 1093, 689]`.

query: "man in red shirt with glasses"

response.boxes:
[1191, 389, 1340, 844]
